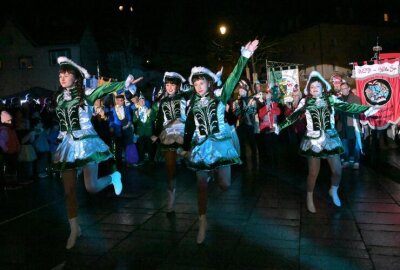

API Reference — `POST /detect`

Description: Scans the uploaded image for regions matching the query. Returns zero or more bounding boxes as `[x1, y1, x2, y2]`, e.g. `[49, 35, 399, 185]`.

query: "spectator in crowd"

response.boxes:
[336, 82, 363, 169]
[133, 93, 155, 166]
[232, 79, 258, 168]
[109, 94, 135, 169]
[0, 111, 21, 190]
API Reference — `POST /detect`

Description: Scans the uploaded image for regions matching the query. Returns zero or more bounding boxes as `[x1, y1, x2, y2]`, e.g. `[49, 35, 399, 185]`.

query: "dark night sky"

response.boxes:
[4, 0, 400, 40]
[2, 0, 296, 70]
[3, 0, 400, 72]
[2, 0, 309, 46]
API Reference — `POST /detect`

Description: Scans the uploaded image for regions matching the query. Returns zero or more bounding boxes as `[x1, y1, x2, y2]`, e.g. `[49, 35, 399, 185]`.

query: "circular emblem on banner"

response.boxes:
[364, 79, 391, 105]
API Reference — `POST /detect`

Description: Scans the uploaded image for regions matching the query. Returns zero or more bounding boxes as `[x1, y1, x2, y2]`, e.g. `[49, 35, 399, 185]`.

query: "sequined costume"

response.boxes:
[53, 82, 124, 171]
[183, 56, 249, 170]
[154, 92, 189, 151]
[279, 95, 369, 158]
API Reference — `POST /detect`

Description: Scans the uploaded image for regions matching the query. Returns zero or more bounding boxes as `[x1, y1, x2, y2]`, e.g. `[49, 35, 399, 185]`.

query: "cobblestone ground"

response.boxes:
[1, 142, 399, 270]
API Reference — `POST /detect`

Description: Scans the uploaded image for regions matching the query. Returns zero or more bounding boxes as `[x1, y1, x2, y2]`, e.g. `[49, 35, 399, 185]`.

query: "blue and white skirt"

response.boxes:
[186, 135, 241, 171]
[53, 129, 113, 171]
[299, 129, 344, 158]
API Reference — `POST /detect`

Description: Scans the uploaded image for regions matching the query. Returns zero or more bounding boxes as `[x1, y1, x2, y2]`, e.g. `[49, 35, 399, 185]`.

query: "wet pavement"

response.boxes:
[1, 142, 400, 270]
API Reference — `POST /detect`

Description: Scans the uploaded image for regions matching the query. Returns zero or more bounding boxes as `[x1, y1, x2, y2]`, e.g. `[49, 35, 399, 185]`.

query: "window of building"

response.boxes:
[313, 42, 317, 49]
[384, 13, 389, 22]
[49, 49, 71, 66]
[19, 57, 33, 69]
[348, 8, 354, 20]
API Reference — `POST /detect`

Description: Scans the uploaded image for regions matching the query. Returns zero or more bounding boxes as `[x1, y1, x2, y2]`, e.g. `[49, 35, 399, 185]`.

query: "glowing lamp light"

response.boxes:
[130, 6, 134, 12]
[118, 5, 124, 11]
[219, 25, 227, 35]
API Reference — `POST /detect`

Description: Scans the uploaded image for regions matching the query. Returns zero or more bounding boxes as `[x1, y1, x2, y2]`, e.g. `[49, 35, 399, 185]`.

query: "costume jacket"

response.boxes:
[183, 55, 249, 170]
[53, 82, 125, 170]
[279, 95, 369, 158]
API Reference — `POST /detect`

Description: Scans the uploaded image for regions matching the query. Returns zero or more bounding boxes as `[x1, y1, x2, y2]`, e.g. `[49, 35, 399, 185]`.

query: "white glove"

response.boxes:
[215, 67, 223, 87]
[364, 105, 381, 117]
[214, 88, 222, 97]
[274, 124, 280, 135]
[241, 47, 253, 58]
[240, 40, 259, 58]
[125, 74, 134, 89]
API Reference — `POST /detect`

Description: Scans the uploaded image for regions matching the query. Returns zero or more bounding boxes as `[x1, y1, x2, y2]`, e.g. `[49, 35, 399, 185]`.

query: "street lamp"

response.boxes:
[118, 1, 133, 12]
[219, 25, 227, 35]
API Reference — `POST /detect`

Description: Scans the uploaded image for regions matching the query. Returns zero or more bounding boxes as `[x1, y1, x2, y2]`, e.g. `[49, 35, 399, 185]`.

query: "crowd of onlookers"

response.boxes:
[1, 74, 399, 191]
[0, 94, 58, 190]
[0, 89, 166, 191]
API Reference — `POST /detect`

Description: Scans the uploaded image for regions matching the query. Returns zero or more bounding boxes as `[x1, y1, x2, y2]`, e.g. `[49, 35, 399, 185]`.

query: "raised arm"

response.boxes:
[85, 75, 141, 105]
[278, 98, 306, 131]
[219, 40, 259, 104]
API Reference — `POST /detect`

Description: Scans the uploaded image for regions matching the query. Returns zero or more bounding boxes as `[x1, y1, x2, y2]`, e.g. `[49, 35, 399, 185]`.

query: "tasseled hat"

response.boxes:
[188, 66, 218, 85]
[57, 56, 91, 79]
[304, 71, 331, 95]
[1, 111, 12, 123]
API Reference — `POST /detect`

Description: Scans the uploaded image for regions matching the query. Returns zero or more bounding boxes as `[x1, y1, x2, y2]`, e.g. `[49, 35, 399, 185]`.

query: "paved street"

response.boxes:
[1, 142, 400, 270]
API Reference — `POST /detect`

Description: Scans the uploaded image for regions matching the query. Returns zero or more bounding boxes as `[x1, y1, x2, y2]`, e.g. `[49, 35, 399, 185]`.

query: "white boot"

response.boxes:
[329, 186, 341, 207]
[66, 217, 81, 249]
[166, 188, 176, 212]
[197, 215, 207, 244]
[306, 192, 316, 213]
[110, 171, 123, 195]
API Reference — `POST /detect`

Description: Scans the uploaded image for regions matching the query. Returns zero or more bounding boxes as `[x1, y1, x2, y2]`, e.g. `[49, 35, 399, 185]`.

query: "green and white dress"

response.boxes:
[53, 82, 124, 171]
[279, 95, 370, 158]
[182, 55, 250, 171]
[153, 92, 191, 151]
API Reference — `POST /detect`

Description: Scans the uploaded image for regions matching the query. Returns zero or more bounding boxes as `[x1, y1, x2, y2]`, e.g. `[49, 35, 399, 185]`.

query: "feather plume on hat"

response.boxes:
[57, 56, 91, 79]
[163, 72, 186, 83]
[188, 66, 218, 85]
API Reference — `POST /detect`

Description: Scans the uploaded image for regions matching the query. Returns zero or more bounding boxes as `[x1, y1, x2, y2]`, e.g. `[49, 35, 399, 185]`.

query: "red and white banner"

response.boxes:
[354, 61, 400, 129]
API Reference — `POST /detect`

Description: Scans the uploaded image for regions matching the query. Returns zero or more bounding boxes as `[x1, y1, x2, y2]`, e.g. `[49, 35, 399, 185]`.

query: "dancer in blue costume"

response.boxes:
[54, 57, 138, 249]
[276, 71, 380, 213]
[179, 39, 259, 243]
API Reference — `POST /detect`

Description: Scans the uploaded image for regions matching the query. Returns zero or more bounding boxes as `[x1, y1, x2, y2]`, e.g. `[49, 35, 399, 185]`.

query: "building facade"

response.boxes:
[0, 20, 99, 98]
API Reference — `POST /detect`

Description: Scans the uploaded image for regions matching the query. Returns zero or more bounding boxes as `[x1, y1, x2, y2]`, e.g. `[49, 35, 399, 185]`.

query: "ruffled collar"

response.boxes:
[194, 92, 210, 100]
[63, 88, 78, 101]
[308, 96, 328, 108]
